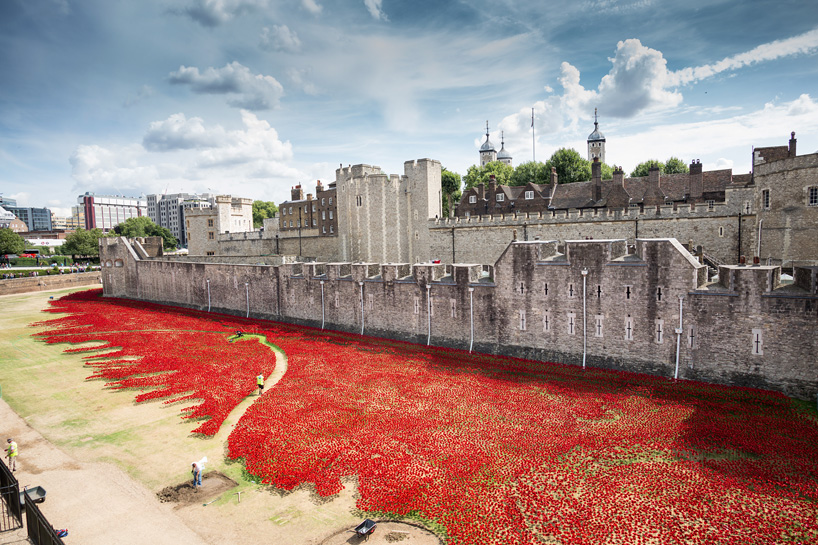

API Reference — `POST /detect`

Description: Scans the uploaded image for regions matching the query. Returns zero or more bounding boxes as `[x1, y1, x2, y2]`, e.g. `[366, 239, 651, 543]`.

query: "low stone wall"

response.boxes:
[0, 272, 102, 296]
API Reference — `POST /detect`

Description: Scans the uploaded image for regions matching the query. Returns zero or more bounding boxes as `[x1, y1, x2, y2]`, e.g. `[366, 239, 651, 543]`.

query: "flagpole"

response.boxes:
[531, 108, 535, 163]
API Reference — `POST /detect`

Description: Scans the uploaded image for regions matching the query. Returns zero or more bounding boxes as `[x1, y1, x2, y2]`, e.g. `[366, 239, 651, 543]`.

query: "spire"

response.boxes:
[486, 120, 490, 139]
[594, 107, 598, 129]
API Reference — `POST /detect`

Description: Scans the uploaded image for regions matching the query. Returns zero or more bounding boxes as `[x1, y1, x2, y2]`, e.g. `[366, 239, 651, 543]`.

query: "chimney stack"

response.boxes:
[789, 131, 797, 157]
[592, 158, 602, 201]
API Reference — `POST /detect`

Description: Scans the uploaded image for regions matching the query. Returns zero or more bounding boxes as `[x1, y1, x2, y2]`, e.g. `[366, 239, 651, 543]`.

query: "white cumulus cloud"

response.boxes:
[143, 113, 226, 151]
[301, 0, 322, 15]
[364, 0, 387, 20]
[70, 111, 303, 203]
[260, 25, 302, 52]
[182, 0, 271, 27]
[168, 61, 284, 110]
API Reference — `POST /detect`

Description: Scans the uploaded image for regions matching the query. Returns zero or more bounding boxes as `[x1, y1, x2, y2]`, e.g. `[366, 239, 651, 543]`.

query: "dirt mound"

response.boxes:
[157, 471, 237, 504]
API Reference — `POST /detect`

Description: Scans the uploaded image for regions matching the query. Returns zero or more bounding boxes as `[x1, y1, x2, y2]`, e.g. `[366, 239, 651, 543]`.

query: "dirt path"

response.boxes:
[0, 288, 442, 545]
[0, 399, 208, 545]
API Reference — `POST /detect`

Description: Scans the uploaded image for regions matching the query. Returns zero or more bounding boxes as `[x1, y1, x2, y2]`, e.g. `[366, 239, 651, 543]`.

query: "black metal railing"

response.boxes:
[24, 494, 65, 545]
[0, 458, 22, 532]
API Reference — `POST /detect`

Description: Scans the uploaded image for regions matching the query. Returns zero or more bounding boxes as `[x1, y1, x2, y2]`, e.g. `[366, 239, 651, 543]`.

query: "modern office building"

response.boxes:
[78, 193, 146, 231]
[6, 206, 53, 231]
[146, 193, 216, 246]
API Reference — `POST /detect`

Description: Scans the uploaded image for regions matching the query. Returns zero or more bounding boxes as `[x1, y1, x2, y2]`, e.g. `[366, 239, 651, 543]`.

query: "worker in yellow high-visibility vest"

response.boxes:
[257, 374, 264, 396]
[6, 438, 18, 472]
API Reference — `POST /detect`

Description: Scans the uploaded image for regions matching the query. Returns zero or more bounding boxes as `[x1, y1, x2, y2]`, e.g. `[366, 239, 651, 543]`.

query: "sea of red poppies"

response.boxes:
[33, 289, 818, 544]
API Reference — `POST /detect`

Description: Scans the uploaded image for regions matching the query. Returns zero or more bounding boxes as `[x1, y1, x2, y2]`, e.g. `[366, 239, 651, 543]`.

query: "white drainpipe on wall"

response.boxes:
[581, 268, 588, 370]
[674, 296, 684, 380]
[320, 280, 325, 330]
[245, 282, 249, 318]
[468, 287, 474, 352]
[359, 282, 365, 336]
[426, 284, 432, 346]
[206, 279, 211, 312]
[757, 219, 763, 258]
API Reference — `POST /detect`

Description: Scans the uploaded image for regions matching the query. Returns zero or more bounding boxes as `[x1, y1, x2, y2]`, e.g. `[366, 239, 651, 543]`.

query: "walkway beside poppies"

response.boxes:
[210, 334, 288, 445]
[0, 399, 208, 545]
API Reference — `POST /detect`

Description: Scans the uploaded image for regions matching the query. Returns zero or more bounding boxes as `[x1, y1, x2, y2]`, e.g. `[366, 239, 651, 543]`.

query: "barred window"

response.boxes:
[762, 189, 770, 210]
[809, 187, 818, 206]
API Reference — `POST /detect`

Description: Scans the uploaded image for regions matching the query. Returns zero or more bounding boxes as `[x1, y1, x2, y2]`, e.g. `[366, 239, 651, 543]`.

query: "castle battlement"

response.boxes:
[99, 235, 817, 401]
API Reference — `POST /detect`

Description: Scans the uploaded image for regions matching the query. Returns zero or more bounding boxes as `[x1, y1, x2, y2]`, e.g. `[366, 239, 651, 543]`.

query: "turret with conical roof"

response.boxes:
[587, 108, 606, 164]
[479, 121, 497, 166]
[497, 131, 513, 166]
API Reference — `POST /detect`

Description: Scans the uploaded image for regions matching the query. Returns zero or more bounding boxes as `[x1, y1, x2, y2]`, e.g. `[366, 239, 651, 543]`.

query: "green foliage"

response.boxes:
[663, 157, 689, 174]
[0, 228, 25, 255]
[630, 157, 688, 177]
[463, 161, 514, 190]
[509, 161, 550, 186]
[630, 160, 663, 178]
[441, 168, 462, 217]
[61, 228, 107, 257]
[545, 148, 591, 184]
[252, 200, 279, 228]
[113, 217, 177, 249]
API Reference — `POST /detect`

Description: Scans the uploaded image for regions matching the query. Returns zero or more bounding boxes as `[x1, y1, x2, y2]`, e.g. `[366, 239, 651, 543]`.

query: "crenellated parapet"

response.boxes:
[99, 235, 818, 400]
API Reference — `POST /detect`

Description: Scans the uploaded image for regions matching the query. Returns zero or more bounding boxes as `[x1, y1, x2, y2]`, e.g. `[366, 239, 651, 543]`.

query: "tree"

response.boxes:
[61, 228, 107, 257]
[630, 159, 663, 178]
[544, 148, 592, 185]
[663, 157, 689, 174]
[630, 157, 689, 177]
[113, 217, 177, 249]
[441, 168, 462, 217]
[252, 200, 279, 228]
[463, 161, 515, 190]
[509, 161, 550, 186]
[0, 228, 25, 255]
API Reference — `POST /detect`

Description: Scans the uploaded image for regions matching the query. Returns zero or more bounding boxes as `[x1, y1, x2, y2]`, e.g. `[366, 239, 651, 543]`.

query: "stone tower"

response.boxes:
[479, 121, 497, 166]
[587, 108, 606, 164]
[334, 159, 441, 264]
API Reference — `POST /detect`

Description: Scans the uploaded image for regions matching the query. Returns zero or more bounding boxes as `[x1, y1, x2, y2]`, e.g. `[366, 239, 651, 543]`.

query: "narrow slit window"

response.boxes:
[752, 329, 763, 355]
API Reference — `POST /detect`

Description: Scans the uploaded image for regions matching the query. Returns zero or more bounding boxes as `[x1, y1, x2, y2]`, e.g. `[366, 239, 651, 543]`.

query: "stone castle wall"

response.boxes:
[430, 200, 758, 267]
[100, 236, 818, 401]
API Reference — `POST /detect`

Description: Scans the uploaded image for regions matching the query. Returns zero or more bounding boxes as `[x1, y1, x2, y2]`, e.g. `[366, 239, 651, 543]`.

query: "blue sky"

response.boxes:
[2, 0, 818, 216]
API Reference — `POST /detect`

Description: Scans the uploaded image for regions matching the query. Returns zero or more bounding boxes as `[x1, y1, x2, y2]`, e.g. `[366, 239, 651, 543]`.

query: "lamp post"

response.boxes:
[468, 287, 475, 352]
[581, 268, 588, 370]
[359, 281, 364, 335]
[674, 296, 684, 380]
[320, 280, 325, 330]
[426, 284, 432, 346]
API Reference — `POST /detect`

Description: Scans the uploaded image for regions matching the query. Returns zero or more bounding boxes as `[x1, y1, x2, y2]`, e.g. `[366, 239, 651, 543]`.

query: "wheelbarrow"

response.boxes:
[20, 485, 47, 507]
[354, 519, 376, 540]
